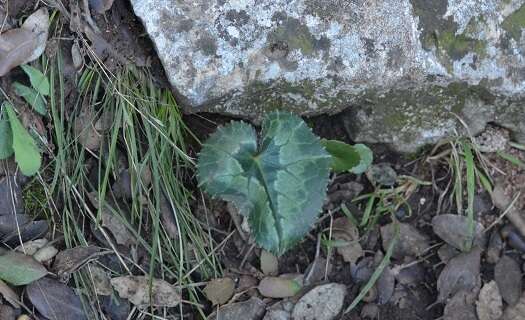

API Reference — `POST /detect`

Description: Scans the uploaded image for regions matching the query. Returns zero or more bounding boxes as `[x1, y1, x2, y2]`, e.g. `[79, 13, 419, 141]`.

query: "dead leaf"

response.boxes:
[0, 279, 20, 308]
[100, 208, 136, 247]
[0, 8, 49, 76]
[332, 217, 363, 264]
[0, 251, 47, 286]
[432, 214, 485, 251]
[111, 276, 181, 308]
[203, 277, 235, 306]
[292, 283, 347, 320]
[258, 275, 303, 298]
[0, 305, 16, 320]
[26, 277, 87, 320]
[260, 250, 278, 276]
[476, 281, 503, 320]
[495, 255, 522, 306]
[437, 247, 481, 302]
[74, 104, 101, 151]
[71, 41, 84, 71]
[52, 246, 104, 281]
[87, 264, 112, 296]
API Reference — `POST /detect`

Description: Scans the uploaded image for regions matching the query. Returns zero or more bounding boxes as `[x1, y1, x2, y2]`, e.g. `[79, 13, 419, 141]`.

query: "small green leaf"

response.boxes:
[0, 119, 14, 159]
[198, 112, 331, 255]
[12, 82, 47, 116]
[0, 251, 47, 286]
[20, 65, 49, 96]
[321, 140, 373, 174]
[352, 144, 374, 174]
[321, 139, 360, 173]
[4, 103, 41, 176]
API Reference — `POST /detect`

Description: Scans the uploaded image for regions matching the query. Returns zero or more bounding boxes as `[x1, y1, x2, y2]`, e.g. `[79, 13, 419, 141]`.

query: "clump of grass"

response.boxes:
[426, 135, 493, 251]
[33, 47, 221, 318]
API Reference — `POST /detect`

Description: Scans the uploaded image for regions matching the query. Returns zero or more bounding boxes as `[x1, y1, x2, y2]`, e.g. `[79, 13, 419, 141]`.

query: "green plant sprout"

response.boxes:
[197, 112, 372, 255]
[0, 64, 49, 176]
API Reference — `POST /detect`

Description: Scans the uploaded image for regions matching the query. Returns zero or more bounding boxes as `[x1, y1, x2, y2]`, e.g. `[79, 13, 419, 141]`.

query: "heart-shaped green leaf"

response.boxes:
[20, 64, 49, 96]
[0, 251, 47, 286]
[4, 103, 41, 176]
[321, 140, 373, 174]
[0, 119, 14, 159]
[12, 82, 47, 115]
[197, 112, 331, 255]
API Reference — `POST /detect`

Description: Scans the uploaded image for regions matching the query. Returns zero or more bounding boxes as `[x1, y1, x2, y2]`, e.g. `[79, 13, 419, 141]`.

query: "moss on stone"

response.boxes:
[502, 4, 525, 41]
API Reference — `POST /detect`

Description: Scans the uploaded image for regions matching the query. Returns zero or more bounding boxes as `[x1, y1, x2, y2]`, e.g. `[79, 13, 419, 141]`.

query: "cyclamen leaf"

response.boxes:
[0, 251, 47, 286]
[4, 103, 41, 176]
[0, 119, 14, 159]
[13, 82, 47, 115]
[197, 112, 331, 255]
[20, 65, 49, 96]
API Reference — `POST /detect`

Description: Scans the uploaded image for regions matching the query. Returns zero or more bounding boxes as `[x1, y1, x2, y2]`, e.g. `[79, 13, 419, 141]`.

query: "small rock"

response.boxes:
[360, 303, 379, 319]
[444, 291, 477, 320]
[292, 283, 346, 320]
[263, 300, 294, 320]
[432, 214, 485, 251]
[381, 222, 430, 259]
[203, 277, 235, 306]
[33, 245, 58, 263]
[486, 230, 503, 264]
[351, 257, 375, 283]
[503, 291, 525, 320]
[393, 260, 425, 285]
[207, 297, 265, 320]
[476, 281, 503, 320]
[437, 247, 481, 302]
[258, 275, 303, 298]
[495, 256, 522, 306]
[260, 250, 279, 276]
[366, 163, 397, 186]
[475, 125, 510, 153]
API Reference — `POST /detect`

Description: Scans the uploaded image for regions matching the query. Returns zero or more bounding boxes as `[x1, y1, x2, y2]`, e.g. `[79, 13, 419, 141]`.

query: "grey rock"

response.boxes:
[432, 214, 485, 251]
[444, 291, 478, 320]
[381, 222, 430, 259]
[208, 297, 266, 320]
[131, 0, 525, 153]
[495, 255, 522, 306]
[437, 247, 482, 302]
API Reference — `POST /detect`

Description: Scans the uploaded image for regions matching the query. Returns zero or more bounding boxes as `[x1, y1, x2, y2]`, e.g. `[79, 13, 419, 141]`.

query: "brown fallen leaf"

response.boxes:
[203, 277, 235, 306]
[52, 246, 104, 281]
[26, 277, 87, 320]
[0, 279, 20, 308]
[332, 217, 363, 264]
[0, 8, 49, 76]
[111, 276, 181, 308]
[87, 264, 112, 296]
